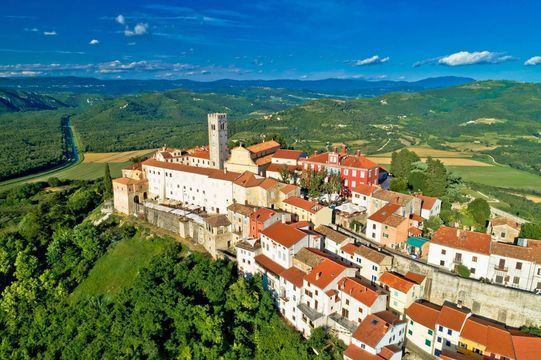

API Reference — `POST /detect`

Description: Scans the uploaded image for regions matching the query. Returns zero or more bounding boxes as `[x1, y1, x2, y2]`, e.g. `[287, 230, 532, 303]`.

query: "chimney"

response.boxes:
[316, 272, 322, 280]
[456, 228, 461, 237]
[314, 150, 318, 155]
[356, 150, 361, 157]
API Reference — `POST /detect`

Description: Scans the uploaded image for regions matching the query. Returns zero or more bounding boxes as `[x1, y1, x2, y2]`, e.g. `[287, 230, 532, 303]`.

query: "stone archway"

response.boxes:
[134, 195, 140, 204]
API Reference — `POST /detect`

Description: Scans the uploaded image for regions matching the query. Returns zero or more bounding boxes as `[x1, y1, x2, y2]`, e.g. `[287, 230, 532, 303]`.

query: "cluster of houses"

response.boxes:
[112, 113, 541, 360]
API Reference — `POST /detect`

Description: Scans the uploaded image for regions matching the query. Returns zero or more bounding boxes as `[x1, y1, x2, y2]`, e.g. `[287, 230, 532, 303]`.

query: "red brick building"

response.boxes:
[302, 145, 380, 193]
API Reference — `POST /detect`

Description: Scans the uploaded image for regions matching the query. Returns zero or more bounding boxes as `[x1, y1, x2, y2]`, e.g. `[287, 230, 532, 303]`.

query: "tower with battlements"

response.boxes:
[208, 113, 228, 169]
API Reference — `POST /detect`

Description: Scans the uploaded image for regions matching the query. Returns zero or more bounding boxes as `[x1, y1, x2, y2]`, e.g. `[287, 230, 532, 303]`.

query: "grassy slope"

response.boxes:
[72, 232, 176, 299]
[448, 165, 541, 190]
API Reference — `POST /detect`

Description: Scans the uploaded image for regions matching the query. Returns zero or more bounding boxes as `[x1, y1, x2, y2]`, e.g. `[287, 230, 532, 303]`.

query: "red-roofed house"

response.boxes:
[427, 227, 492, 280]
[338, 243, 393, 282]
[278, 266, 306, 325]
[351, 184, 380, 208]
[379, 271, 426, 314]
[414, 193, 442, 220]
[346, 311, 406, 359]
[266, 149, 306, 184]
[281, 196, 333, 227]
[405, 301, 442, 355]
[260, 221, 318, 269]
[435, 302, 471, 356]
[458, 317, 516, 360]
[225, 140, 280, 176]
[337, 277, 387, 324]
[367, 203, 409, 249]
[249, 208, 283, 239]
[297, 258, 357, 336]
[511, 333, 541, 360]
[302, 145, 380, 192]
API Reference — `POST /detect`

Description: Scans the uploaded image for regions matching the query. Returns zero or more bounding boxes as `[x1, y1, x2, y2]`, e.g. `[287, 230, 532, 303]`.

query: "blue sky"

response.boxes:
[2, 0, 541, 81]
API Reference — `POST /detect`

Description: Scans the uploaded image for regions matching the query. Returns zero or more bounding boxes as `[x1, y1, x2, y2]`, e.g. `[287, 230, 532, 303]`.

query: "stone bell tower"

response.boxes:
[208, 113, 228, 169]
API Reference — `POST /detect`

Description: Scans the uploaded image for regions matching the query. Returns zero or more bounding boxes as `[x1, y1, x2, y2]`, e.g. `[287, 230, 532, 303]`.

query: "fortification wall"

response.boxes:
[392, 255, 541, 327]
[142, 206, 180, 234]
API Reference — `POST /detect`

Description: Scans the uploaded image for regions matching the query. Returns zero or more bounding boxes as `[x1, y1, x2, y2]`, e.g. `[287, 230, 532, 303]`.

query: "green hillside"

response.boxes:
[0, 88, 69, 113]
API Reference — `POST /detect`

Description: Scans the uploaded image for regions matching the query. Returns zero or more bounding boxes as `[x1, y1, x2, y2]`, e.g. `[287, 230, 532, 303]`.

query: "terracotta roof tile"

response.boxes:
[379, 271, 416, 293]
[340, 243, 389, 264]
[255, 153, 274, 166]
[415, 194, 439, 210]
[254, 254, 286, 276]
[368, 203, 406, 227]
[143, 158, 214, 176]
[404, 271, 426, 285]
[352, 311, 403, 348]
[351, 183, 380, 196]
[431, 226, 491, 255]
[250, 208, 277, 223]
[491, 216, 521, 230]
[511, 334, 541, 360]
[272, 149, 306, 160]
[338, 277, 381, 307]
[204, 214, 231, 227]
[372, 189, 415, 206]
[491, 242, 535, 262]
[259, 177, 279, 189]
[279, 184, 298, 194]
[315, 225, 348, 244]
[304, 258, 349, 290]
[280, 266, 305, 288]
[409, 227, 423, 236]
[406, 301, 441, 329]
[267, 163, 300, 173]
[246, 140, 280, 154]
[486, 324, 515, 359]
[233, 171, 263, 187]
[436, 303, 470, 332]
[283, 196, 325, 214]
[343, 344, 382, 360]
[261, 222, 307, 248]
[113, 177, 147, 185]
[227, 203, 256, 217]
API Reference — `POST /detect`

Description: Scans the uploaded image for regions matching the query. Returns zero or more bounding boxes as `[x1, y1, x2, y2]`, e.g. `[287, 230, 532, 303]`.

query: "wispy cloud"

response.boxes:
[414, 51, 514, 67]
[43, 30, 57, 36]
[115, 14, 125, 25]
[352, 55, 390, 66]
[24, 27, 39, 32]
[0, 48, 86, 55]
[124, 23, 148, 36]
[0, 71, 42, 78]
[524, 56, 541, 66]
[89, 39, 100, 45]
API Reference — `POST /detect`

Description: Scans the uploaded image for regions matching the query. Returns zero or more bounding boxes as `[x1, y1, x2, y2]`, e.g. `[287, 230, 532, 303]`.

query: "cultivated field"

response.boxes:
[375, 146, 469, 158]
[83, 149, 155, 163]
[368, 156, 492, 167]
[72, 233, 176, 299]
[447, 166, 541, 189]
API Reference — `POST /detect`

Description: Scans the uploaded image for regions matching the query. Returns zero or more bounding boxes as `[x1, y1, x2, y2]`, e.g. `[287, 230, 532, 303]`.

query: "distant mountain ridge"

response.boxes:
[0, 76, 475, 96]
[0, 88, 69, 112]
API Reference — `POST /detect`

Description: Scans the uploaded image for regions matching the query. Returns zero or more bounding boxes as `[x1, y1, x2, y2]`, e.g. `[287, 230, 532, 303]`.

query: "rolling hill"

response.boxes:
[0, 88, 69, 113]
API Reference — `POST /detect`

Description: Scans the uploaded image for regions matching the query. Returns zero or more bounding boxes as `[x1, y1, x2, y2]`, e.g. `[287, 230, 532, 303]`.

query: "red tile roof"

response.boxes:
[486, 324, 515, 359]
[246, 140, 280, 154]
[430, 226, 491, 255]
[511, 334, 541, 360]
[113, 177, 147, 185]
[351, 183, 380, 196]
[259, 177, 279, 189]
[379, 272, 416, 293]
[338, 277, 381, 307]
[368, 203, 406, 227]
[410, 213, 425, 222]
[261, 222, 307, 248]
[409, 227, 423, 236]
[436, 303, 470, 332]
[491, 242, 537, 262]
[315, 225, 348, 244]
[255, 153, 274, 166]
[340, 243, 389, 264]
[343, 344, 382, 360]
[123, 161, 143, 171]
[304, 152, 379, 170]
[267, 163, 300, 173]
[352, 311, 403, 348]
[280, 266, 305, 288]
[379, 345, 401, 360]
[490, 216, 521, 230]
[304, 258, 349, 290]
[283, 196, 325, 214]
[404, 271, 426, 285]
[233, 171, 263, 187]
[254, 254, 286, 276]
[143, 158, 215, 176]
[405, 301, 442, 329]
[279, 184, 298, 194]
[272, 149, 305, 160]
[250, 208, 277, 223]
[415, 194, 439, 210]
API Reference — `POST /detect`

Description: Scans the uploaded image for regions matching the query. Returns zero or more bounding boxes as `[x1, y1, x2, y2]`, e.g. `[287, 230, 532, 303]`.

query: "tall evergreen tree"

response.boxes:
[104, 163, 113, 197]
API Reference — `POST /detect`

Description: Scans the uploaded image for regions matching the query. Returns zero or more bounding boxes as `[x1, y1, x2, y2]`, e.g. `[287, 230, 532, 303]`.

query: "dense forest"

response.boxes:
[0, 180, 344, 359]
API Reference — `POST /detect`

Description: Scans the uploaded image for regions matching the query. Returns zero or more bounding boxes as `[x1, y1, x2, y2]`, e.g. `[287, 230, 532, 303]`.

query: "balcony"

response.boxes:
[494, 265, 508, 272]
[452, 258, 462, 264]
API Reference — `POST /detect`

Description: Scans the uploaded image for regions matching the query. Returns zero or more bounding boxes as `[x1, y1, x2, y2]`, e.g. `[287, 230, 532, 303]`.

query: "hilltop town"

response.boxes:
[113, 113, 541, 360]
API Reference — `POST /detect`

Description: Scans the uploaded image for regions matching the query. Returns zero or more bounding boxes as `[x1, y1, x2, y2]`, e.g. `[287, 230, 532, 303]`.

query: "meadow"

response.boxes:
[448, 165, 541, 190]
[72, 232, 177, 299]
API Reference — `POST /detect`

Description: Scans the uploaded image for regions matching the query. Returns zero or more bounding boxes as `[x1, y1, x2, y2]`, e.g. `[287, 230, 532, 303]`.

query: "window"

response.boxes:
[344, 169, 348, 175]
[447, 329, 452, 335]
[513, 276, 520, 284]
[472, 256, 477, 262]
[425, 339, 431, 347]
[428, 329, 433, 335]
[445, 340, 451, 347]
[440, 260, 445, 266]
[358, 307, 363, 313]
[352, 170, 357, 177]
[441, 249, 446, 255]
[352, 181, 356, 187]
[383, 233, 389, 238]
[408, 329, 413, 336]
[470, 268, 476, 274]
[345, 299, 349, 305]
[410, 320, 413, 325]
[305, 290, 312, 297]
[495, 275, 503, 284]
[342, 308, 349, 318]
[438, 325, 443, 332]
[372, 224, 376, 229]
[437, 337, 442, 343]
[516, 262, 523, 270]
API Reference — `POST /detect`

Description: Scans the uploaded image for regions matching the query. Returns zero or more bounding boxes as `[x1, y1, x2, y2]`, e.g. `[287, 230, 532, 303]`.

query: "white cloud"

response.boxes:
[524, 56, 541, 66]
[24, 27, 39, 32]
[43, 31, 57, 36]
[124, 23, 149, 36]
[353, 55, 390, 66]
[0, 71, 43, 77]
[89, 39, 100, 45]
[438, 51, 513, 66]
[115, 14, 125, 25]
